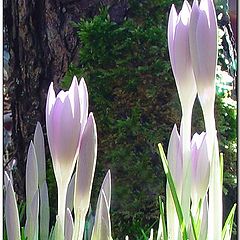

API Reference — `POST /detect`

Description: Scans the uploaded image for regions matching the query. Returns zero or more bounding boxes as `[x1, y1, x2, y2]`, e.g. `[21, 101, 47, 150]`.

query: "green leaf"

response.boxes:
[222, 204, 236, 240]
[220, 153, 224, 186]
[190, 211, 198, 240]
[158, 197, 168, 240]
[158, 143, 188, 240]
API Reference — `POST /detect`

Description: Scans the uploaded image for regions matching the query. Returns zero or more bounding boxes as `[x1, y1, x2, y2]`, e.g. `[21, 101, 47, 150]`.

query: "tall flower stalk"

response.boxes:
[168, 0, 197, 227]
[3, 1, 235, 239]
[46, 78, 82, 234]
[165, 0, 232, 240]
[189, 0, 221, 238]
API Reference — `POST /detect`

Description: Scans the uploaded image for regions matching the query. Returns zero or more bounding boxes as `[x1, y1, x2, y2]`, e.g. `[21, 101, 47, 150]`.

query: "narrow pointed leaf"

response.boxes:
[159, 197, 168, 240]
[222, 204, 236, 240]
[158, 143, 188, 240]
[190, 210, 198, 240]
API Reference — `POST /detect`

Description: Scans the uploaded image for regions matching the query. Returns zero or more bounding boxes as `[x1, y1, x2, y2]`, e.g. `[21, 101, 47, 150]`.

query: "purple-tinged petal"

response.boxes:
[167, 125, 182, 191]
[189, 0, 200, 83]
[189, 0, 217, 111]
[168, 1, 197, 111]
[46, 82, 56, 116]
[68, 76, 81, 119]
[191, 132, 210, 200]
[168, 4, 178, 64]
[195, 9, 216, 107]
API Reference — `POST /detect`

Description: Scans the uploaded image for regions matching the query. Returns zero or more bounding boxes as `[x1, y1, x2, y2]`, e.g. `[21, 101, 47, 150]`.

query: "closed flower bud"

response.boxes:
[189, 0, 217, 111]
[168, 1, 197, 111]
[191, 132, 210, 202]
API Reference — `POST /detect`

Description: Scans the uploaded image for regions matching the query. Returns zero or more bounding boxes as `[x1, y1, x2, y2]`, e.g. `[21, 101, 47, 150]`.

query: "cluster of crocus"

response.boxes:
[3, 0, 236, 239]
[4, 77, 112, 240]
[162, 0, 236, 239]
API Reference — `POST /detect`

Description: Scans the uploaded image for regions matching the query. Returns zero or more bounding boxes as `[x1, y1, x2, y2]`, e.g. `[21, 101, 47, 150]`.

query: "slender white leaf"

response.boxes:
[40, 181, 50, 240]
[91, 190, 111, 240]
[148, 229, 154, 240]
[26, 141, 38, 219]
[34, 122, 46, 186]
[65, 208, 74, 240]
[5, 174, 21, 240]
[100, 170, 111, 209]
[66, 173, 75, 212]
[25, 190, 39, 240]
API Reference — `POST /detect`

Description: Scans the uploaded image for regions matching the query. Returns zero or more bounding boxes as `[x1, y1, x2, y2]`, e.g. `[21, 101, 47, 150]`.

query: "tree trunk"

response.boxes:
[4, 0, 128, 200]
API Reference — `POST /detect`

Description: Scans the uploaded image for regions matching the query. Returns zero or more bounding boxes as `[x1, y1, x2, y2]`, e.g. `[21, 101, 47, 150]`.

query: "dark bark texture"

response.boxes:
[4, 0, 128, 200]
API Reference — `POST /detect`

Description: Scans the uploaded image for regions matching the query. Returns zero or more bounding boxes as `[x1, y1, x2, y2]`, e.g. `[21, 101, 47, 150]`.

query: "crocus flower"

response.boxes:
[189, 0, 217, 113]
[191, 132, 210, 206]
[46, 76, 88, 234]
[168, 2, 197, 226]
[189, 1, 221, 239]
[46, 77, 81, 187]
[167, 125, 183, 193]
[168, 0, 197, 112]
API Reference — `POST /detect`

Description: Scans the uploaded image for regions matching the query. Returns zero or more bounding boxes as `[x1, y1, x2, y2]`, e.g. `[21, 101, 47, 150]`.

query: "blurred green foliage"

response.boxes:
[63, 3, 182, 238]
[60, 0, 236, 238]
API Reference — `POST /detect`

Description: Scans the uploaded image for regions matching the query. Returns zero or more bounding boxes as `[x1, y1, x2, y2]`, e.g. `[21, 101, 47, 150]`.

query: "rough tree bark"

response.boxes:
[4, 0, 128, 200]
